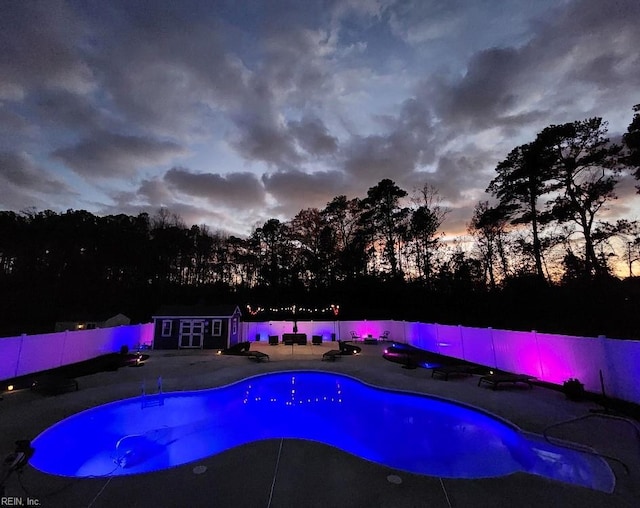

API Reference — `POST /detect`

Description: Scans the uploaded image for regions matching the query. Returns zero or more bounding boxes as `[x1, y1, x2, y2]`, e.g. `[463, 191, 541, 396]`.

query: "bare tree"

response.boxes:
[468, 201, 511, 288]
[407, 183, 448, 284]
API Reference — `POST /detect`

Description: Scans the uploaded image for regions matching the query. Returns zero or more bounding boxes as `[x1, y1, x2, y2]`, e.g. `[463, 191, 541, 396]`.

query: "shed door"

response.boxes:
[179, 319, 205, 348]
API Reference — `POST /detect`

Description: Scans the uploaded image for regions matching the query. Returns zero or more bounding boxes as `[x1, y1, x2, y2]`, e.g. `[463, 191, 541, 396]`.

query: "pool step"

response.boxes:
[141, 394, 165, 408]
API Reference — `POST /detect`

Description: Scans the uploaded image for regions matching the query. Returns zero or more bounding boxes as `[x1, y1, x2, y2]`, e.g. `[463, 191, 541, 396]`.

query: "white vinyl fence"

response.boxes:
[2, 320, 639, 405]
[0, 324, 153, 381]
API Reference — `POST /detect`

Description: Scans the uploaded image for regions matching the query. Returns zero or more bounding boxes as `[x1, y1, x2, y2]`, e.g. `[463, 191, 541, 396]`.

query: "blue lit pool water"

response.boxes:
[29, 371, 614, 491]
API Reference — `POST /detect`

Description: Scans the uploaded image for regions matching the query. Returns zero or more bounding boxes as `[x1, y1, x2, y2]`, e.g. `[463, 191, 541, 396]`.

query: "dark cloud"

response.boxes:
[342, 97, 435, 179]
[228, 24, 339, 167]
[230, 116, 302, 168]
[522, 0, 640, 114]
[230, 110, 338, 168]
[35, 90, 108, 132]
[85, 2, 336, 147]
[0, 1, 93, 99]
[0, 108, 30, 134]
[423, 0, 640, 136]
[0, 151, 69, 194]
[0, 151, 74, 211]
[164, 167, 266, 208]
[96, 21, 248, 138]
[412, 152, 493, 206]
[52, 132, 185, 178]
[0, 108, 33, 153]
[136, 179, 175, 206]
[260, 25, 336, 107]
[288, 117, 338, 156]
[432, 47, 523, 128]
[262, 169, 349, 215]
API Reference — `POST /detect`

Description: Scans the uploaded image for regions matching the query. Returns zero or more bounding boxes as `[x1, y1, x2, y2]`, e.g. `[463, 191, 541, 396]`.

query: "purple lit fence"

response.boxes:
[244, 320, 408, 343]
[0, 324, 153, 381]
[4, 320, 640, 405]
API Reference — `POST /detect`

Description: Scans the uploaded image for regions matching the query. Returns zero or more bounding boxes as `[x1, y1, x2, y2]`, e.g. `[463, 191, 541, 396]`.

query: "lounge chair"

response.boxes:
[379, 330, 390, 341]
[478, 372, 535, 390]
[431, 364, 479, 381]
[222, 342, 251, 355]
[322, 350, 342, 361]
[31, 374, 79, 395]
[350, 331, 360, 340]
[245, 351, 269, 362]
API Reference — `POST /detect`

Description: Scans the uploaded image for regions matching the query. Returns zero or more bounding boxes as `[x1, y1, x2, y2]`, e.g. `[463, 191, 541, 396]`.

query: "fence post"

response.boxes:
[489, 327, 497, 369]
[533, 330, 544, 379]
[598, 334, 612, 398]
[60, 329, 68, 368]
[14, 334, 26, 378]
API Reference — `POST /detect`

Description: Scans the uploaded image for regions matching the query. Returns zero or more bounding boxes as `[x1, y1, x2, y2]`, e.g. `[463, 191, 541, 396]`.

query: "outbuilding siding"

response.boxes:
[151, 305, 242, 350]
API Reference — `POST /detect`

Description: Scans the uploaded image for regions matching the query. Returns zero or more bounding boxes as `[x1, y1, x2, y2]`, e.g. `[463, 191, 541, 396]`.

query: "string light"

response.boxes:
[245, 304, 340, 316]
[246, 305, 264, 316]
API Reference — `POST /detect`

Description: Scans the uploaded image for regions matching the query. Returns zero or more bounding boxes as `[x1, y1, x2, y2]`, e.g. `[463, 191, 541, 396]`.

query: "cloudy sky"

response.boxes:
[1, 0, 639, 237]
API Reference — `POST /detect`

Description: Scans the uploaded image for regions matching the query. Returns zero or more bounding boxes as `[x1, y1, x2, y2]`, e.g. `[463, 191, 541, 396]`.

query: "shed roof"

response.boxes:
[152, 304, 241, 318]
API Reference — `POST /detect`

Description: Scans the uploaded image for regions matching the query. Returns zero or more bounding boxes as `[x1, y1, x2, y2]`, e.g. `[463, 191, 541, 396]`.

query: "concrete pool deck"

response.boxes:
[1, 341, 639, 507]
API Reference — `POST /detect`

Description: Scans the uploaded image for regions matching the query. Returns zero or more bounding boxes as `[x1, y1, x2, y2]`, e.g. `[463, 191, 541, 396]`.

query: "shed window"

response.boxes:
[212, 319, 222, 336]
[161, 320, 173, 337]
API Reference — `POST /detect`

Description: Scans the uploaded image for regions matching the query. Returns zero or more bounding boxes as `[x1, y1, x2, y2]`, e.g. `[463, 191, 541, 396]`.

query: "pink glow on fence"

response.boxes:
[491, 329, 542, 378]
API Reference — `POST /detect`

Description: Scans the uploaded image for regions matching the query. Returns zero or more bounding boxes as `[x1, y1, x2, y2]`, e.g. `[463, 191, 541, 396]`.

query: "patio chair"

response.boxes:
[379, 330, 390, 341]
[477, 372, 535, 390]
[431, 364, 479, 381]
[350, 331, 360, 340]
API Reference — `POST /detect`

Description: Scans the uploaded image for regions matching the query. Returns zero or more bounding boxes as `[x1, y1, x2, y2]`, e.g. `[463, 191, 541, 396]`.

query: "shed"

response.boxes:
[152, 305, 242, 350]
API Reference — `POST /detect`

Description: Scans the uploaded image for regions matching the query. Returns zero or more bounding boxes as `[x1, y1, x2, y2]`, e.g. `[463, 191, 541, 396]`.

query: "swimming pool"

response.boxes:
[29, 371, 614, 491]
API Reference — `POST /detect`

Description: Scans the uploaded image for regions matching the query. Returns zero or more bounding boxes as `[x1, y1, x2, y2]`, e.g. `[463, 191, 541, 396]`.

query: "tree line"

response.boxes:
[1, 106, 639, 338]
